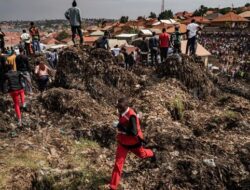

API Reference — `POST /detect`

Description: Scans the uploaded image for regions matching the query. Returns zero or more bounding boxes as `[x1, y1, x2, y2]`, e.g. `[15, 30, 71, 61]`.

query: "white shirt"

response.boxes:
[187, 23, 199, 39]
[21, 33, 31, 43]
[111, 48, 121, 57]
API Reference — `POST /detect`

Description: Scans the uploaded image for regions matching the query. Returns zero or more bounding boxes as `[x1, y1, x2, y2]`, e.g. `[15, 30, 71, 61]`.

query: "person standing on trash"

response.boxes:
[16, 49, 32, 94]
[35, 61, 51, 92]
[65, 0, 84, 45]
[29, 22, 41, 53]
[149, 32, 159, 65]
[140, 37, 149, 65]
[3, 64, 28, 126]
[0, 50, 7, 92]
[109, 98, 156, 190]
[0, 28, 5, 52]
[171, 25, 185, 54]
[7, 50, 17, 71]
[159, 28, 170, 63]
[186, 19, 201, 55]
[20, 30, 32, 56]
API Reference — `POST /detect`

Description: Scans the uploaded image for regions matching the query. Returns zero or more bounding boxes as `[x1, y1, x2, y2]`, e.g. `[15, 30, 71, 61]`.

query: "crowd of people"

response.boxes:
[0, 21, 55, 127]
[108, 20, 200, 70]
[199, 31, 250, 80]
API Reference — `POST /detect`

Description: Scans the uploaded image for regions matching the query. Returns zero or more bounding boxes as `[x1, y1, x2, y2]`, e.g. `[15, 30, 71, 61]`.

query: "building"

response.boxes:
[182, 17, 210, 25]
[90, 30, 104, 37]
[108, 39, 128, 48]
[211, 12, 249, 28]
[239, 11, 250, 20]
[166, 24, 187, 34]
[139, 29, 153, 37]
[205, 13, 222, 21]
[115, 34, 138, 43]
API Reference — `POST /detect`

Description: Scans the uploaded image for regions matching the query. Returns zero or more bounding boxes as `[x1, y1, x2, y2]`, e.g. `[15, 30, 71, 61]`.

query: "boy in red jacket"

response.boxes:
[110, 98, 155, 190]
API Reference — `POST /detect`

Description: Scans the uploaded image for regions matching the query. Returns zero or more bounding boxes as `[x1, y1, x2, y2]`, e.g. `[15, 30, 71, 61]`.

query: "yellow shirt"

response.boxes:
[7, 54, 17, 71]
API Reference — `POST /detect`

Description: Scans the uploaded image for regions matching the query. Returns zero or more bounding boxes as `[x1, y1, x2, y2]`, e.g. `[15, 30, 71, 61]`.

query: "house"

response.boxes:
[139, 29, 153, 37]
[205, 13, 222, 21]
[175, 11, 193, 20]
[150, 29, 162, 35]
[182, 17, 210, 25]
[108, 39, 128, 48]
[86, 25, 100, 33]
[239, 11, 250, 20]
[211, 12, 249, 27]
[124, 45, 137, 54]
[83, 36, 99, 46]
[115, 34, 138, 43]
[151, 22, 172, 30]
[90, 30, 104, 37]
[181, 40, 211, 66]
[166, 24, 187, 34]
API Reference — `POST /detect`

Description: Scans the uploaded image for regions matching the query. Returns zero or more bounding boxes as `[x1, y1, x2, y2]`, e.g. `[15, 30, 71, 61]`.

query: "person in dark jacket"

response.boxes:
[0, 51, 7, 92]
[3, 64, 28, 126]
[149, 32, 159, 65]
[0, 28, 5, 52]
[16, 49, 32, 94]
[140, 37, 149, 65]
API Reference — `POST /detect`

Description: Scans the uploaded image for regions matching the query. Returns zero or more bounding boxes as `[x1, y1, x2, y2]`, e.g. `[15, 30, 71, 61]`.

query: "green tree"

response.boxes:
[158, 10, 173, 20]
[245, 3, 250, 7]
[137, 16, 144, 20]
[56, 30, 70, 41]
[219, 7, 231, 15]
[192, 5, 208, 16]
[149, 12, 157, 19]
[120, 16, 129, 23]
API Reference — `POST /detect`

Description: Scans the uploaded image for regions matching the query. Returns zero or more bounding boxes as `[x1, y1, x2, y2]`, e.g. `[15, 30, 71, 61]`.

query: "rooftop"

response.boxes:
[212, 12, 249, 22]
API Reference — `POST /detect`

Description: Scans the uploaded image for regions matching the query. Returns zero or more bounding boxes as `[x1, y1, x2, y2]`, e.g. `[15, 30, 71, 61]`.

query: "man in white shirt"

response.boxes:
[20, 30, 32, 55]
[111, 45, 121, 57]
[186, 19, 201, 55]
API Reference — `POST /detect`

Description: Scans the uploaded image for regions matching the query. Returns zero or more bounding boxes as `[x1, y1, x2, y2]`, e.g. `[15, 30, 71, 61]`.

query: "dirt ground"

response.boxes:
[0, 47, 249, 190]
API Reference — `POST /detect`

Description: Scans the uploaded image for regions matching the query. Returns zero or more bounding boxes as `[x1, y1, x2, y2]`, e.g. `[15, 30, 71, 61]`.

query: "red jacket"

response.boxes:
[159, 32, 170, 48]
[117, 108, 143, 146]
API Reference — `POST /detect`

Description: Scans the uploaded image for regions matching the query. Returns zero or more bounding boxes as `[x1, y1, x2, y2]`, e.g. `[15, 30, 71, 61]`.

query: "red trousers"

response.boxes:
[10, 89, 25, 120]
[110, 144, 154, 190]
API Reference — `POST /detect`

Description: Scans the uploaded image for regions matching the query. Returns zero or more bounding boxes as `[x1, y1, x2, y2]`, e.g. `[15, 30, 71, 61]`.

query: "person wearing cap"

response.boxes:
[109, 98, 156, 190]
[65, 0, 84, 45]
[186, 19, 201, 55]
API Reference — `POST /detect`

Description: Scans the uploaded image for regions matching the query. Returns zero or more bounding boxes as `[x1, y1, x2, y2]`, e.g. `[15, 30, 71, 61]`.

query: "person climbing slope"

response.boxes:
[110, 98, 156, 190]
[3, 64, 29, 126]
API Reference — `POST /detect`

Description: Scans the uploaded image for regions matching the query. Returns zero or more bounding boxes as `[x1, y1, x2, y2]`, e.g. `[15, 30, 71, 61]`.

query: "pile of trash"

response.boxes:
[55, 47, 143, 105]
[0, 46, 249, 190]
[156, 55, 217, 99]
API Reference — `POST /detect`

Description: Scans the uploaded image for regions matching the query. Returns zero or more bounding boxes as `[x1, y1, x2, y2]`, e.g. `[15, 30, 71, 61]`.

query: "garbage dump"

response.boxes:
[0, 47, 249, 190]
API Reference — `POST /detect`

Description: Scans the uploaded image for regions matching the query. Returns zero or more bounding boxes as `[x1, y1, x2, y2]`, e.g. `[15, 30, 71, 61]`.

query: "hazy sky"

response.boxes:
[0, 0, 248, 21]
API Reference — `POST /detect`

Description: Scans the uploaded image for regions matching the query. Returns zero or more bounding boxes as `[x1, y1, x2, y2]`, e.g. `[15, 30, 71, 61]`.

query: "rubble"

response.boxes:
[0, 46, 249, 190]
[156, 54, 217, 99]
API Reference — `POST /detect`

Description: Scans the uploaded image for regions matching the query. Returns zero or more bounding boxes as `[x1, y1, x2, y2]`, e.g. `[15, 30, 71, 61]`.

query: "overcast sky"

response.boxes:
[0, 0, 248, 21]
